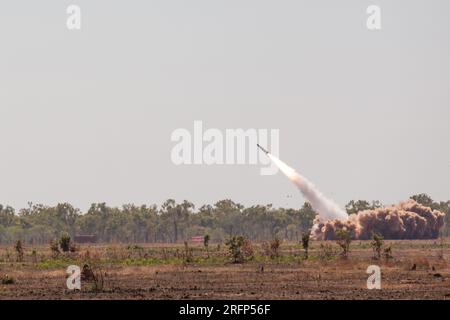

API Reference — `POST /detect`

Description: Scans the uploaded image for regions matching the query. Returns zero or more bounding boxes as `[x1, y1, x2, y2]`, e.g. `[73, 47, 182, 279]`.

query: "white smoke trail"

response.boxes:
[268, 154, 348, 221]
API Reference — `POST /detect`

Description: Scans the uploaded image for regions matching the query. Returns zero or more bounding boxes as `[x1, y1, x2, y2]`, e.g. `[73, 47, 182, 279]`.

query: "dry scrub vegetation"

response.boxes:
[1, 238, 450, 299]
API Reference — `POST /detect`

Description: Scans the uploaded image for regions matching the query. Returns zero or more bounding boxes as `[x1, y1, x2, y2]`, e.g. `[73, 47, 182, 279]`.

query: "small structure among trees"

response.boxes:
[74, 235, 97, 244]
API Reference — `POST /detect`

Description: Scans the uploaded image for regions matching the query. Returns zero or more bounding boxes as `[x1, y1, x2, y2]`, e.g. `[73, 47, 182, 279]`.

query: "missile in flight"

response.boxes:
[257, 144, 270, 155]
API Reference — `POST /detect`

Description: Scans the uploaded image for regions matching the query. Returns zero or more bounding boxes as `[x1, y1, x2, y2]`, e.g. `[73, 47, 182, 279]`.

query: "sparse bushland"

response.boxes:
[89, 265, 107, 292]
[79, 248, 108, 292]
[262, 238, 282, 260]
[225, 236, 254, 263]
[336, 229, 352, 258]
[203, 234, 210, 248]
[370, 233, 394, 261]
[59, 234, 71, 252]
[50, 239, 60, 258]
[0, 200, 319, 245]
[183, 241, 194, 263]
[31, 249, 38, 264]
[439, 231, 445, 260]
[384, 245, 393, 260]
[1, 238, 449, 299]
[1, 240, 450, 299]
[79, 261, 107, 292]
[0, 194, 448, 246]
[371, 233, 384, 260]
[15, 240, 24, 262]
[49, 235, 78, 257]
[0, 238, 443, 274]
[204, 234, 210, 258]
[318, 243, 337, 261]
[301, 232, 311, 260]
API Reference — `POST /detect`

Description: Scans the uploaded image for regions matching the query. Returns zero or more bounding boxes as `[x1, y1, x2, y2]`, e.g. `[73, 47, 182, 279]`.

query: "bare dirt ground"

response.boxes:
[1, 240, 450, 300]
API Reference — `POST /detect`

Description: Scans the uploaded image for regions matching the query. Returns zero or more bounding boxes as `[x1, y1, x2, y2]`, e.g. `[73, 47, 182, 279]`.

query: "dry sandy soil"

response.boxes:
[1, 240, 450, 300]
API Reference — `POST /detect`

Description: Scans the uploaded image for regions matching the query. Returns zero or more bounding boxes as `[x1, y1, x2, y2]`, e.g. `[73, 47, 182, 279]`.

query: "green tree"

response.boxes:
[59, 234, 71, 252]
[371, 233, 384, 260]
[161, 200, 194, 243]
[410, 193, 435, 208]
[345, 200, 382, 215]
[336, 229, 352, 258]
[225, 236, 253, 263]
[301, 232, 311, 259]
[15, 240, 24, 262]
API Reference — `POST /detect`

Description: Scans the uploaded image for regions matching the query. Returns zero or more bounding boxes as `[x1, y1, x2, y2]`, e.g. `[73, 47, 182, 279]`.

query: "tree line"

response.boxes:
[0, 194, 448, 245]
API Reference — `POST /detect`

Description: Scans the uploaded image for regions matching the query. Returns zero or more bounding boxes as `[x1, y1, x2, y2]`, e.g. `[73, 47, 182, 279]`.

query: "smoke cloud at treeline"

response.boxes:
[265, 153, 447, 240]
[313, 200, 446, 240]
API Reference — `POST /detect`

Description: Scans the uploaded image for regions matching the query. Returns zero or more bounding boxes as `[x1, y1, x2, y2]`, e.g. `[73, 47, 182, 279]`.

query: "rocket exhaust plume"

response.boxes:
[259, 145, 445, 240]
[259, 145, 348, 222]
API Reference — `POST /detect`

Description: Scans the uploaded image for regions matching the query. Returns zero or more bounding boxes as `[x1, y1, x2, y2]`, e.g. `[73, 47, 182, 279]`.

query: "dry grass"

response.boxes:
[0, 239, 450, 299]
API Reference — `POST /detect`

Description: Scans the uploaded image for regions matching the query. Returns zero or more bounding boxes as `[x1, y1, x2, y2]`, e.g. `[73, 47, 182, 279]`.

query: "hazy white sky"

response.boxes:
[1, 0, 449, 211]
